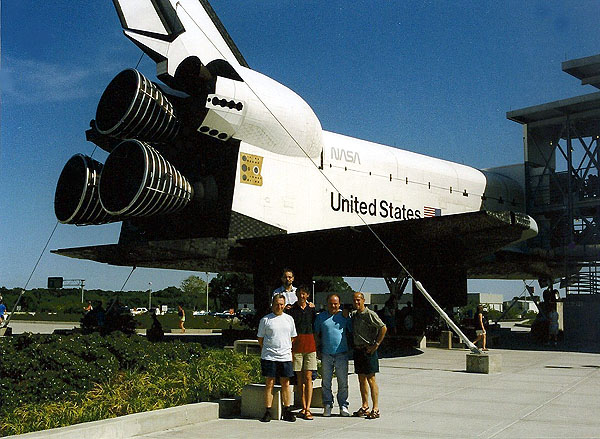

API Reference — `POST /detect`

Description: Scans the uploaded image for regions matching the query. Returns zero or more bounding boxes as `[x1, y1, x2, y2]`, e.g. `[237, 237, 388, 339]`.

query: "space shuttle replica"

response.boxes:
[53, 0, 544, 311]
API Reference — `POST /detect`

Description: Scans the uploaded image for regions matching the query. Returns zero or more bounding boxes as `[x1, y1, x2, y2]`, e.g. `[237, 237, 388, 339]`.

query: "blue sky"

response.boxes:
[1, 1, 599, 299]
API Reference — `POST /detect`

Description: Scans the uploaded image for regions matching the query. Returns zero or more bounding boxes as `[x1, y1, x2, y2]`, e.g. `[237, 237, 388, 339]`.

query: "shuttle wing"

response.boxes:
[52, 210, 538, 277]
[237, 210, 538, 276]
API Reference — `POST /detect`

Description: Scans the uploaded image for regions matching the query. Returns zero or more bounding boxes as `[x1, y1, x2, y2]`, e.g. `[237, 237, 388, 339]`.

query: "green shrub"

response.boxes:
[0, 350, 261, 436]
[0, 333, 120, 409]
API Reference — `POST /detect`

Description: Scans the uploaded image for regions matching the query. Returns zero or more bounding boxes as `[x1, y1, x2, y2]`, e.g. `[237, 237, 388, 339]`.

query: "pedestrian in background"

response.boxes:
[472, 304, 487, 351]
[548, 303, 559, 346]
[178, 304, 186, 333]
[0, 297, 7, 326]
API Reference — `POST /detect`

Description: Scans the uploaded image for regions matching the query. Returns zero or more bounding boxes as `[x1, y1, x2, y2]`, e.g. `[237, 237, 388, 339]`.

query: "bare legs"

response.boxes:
[473, 332, 487, 350]
[264, 377, 291, 408]
[296, 370, 313, 414]
[357, 373, 379, 411]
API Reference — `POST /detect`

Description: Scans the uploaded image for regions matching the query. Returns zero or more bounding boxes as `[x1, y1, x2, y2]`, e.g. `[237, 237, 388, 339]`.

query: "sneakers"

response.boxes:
[323, 405, 332, 417]
[281, 408, 296, 422]
[340, 406, 350, 417]
[260, 410, 272, 423]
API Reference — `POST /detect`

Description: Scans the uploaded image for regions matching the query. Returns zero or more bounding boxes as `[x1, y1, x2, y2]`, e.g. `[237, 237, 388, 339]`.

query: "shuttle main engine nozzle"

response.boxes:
[99, 140, 193, 217]
[54, 154, 114, 225]
[95, 69, 179, 143]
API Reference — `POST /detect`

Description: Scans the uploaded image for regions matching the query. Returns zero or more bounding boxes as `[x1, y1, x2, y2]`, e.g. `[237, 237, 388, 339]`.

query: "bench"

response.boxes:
[241, 383, 284, 419]
[233, 339, 261, 355]
[242, 380, 323, 419]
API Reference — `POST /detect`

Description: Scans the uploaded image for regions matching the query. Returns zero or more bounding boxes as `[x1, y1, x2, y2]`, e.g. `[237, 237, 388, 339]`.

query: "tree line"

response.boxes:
[0, 275, 352, 314]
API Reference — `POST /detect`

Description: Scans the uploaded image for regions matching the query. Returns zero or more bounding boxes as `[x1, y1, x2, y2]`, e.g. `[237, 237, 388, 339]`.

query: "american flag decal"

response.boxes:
[424, 206, 441, 217]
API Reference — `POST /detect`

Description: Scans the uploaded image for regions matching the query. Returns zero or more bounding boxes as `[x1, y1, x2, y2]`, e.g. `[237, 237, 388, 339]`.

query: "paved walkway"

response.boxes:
[135, 346, 600, 439]
[7, 320, 80, 334]
[7, 323, 600, 438]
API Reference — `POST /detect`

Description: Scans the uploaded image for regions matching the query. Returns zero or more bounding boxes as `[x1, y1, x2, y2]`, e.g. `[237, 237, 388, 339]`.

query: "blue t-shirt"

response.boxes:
[0, 304, 6, 316]
[314, 311, 350, 354]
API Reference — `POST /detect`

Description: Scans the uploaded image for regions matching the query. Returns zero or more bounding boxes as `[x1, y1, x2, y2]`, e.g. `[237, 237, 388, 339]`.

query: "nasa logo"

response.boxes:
[331, 147, 361, 164]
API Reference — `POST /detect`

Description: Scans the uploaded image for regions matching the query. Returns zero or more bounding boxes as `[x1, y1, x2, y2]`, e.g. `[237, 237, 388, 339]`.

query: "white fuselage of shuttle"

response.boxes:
[198, 61, 525, 236]
[231, 130, 523, 234]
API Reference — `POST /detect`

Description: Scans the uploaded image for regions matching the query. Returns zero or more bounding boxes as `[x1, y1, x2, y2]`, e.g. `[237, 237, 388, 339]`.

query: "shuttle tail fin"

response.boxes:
[111, 0, 248, 78]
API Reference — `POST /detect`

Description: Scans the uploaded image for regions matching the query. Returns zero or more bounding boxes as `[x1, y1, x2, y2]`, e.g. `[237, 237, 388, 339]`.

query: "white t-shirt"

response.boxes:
[257, 312, 297, 361]
[272, 286, 298, 306]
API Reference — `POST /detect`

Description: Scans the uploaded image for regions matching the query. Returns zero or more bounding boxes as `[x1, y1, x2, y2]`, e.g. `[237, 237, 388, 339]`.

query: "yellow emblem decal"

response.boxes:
[240, 152, 263, 186]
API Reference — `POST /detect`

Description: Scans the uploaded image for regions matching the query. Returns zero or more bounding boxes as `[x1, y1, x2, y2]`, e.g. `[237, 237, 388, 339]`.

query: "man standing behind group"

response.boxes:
[257, 294, 297, 422]
[314, 293, 351, 417]
[351, 292, 387, 420]
[286, 285, 317, 420]
[272, 268, 297, 308]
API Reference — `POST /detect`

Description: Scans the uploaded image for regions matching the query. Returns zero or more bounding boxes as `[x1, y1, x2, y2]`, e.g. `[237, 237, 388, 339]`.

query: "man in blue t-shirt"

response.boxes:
[314, 293, 351, 417]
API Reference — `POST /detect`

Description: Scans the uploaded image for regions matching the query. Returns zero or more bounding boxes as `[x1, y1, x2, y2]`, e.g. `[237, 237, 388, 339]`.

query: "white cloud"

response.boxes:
[1, 56, 120, 104]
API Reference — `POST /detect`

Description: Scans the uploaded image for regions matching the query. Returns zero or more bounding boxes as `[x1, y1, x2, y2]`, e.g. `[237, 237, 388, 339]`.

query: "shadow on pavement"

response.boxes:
[492, 327, 600, 354]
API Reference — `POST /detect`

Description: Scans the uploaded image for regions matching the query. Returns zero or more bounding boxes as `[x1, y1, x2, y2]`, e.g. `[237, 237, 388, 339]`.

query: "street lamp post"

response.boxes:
[205, 272, 209, 312]
[148, 282, 153, 310]
[312, 280, 315, 304]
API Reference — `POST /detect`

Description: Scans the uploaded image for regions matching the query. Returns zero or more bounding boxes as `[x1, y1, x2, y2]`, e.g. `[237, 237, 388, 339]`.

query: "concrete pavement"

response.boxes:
[130, 346, 600, 439]
[6, 323, 600, 438]
[6, 320, 80, 334]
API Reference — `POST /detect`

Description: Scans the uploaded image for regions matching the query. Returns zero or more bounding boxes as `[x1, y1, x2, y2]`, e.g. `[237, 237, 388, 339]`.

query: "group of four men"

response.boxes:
[257, 269, 387, 422]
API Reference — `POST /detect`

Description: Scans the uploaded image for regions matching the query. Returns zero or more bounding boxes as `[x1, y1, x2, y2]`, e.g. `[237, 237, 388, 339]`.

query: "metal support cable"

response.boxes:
[119, 266, 137, 292]
[3, 221, 60, 328]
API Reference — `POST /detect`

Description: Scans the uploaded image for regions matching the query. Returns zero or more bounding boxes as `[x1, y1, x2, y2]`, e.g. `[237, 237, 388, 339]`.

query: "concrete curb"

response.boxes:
[6, 402, 219, 439]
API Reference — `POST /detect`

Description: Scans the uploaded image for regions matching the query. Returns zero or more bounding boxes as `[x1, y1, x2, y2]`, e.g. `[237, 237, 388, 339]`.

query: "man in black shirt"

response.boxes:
[286, 285, 317, 419]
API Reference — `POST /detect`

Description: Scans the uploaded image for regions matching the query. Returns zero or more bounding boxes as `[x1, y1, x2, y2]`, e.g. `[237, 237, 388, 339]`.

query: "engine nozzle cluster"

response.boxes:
[55, 69, 193, 225]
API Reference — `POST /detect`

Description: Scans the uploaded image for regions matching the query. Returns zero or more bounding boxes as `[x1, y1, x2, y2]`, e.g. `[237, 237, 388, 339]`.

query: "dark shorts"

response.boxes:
[261, 359, 295, 378]
[353, 348, 379, 375]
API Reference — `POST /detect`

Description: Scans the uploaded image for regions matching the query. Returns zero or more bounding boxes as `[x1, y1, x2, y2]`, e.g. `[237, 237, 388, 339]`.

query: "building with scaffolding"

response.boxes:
[507, 54, 600, 343]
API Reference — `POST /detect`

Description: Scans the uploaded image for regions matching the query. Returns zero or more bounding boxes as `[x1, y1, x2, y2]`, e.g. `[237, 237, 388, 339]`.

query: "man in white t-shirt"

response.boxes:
[257, 294, 297, 422]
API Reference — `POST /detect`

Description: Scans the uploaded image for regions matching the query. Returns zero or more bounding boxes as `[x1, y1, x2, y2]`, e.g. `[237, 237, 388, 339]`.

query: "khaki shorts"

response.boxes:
[292, 351, 317, 371]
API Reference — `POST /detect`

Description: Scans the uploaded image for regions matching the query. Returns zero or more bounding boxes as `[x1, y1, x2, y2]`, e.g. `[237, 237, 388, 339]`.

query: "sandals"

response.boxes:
[352, 406, 370, 417]
[298, 409, 314, 420]
[366, 409, 380, 419]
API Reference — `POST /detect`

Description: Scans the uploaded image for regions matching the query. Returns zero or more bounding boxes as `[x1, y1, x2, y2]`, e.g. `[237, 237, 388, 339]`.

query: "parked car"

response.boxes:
[193, 310, 208, 316]
[237, 308, 254, 317]
[130, 307, 148, 315]
[217, 309, 236, 319]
